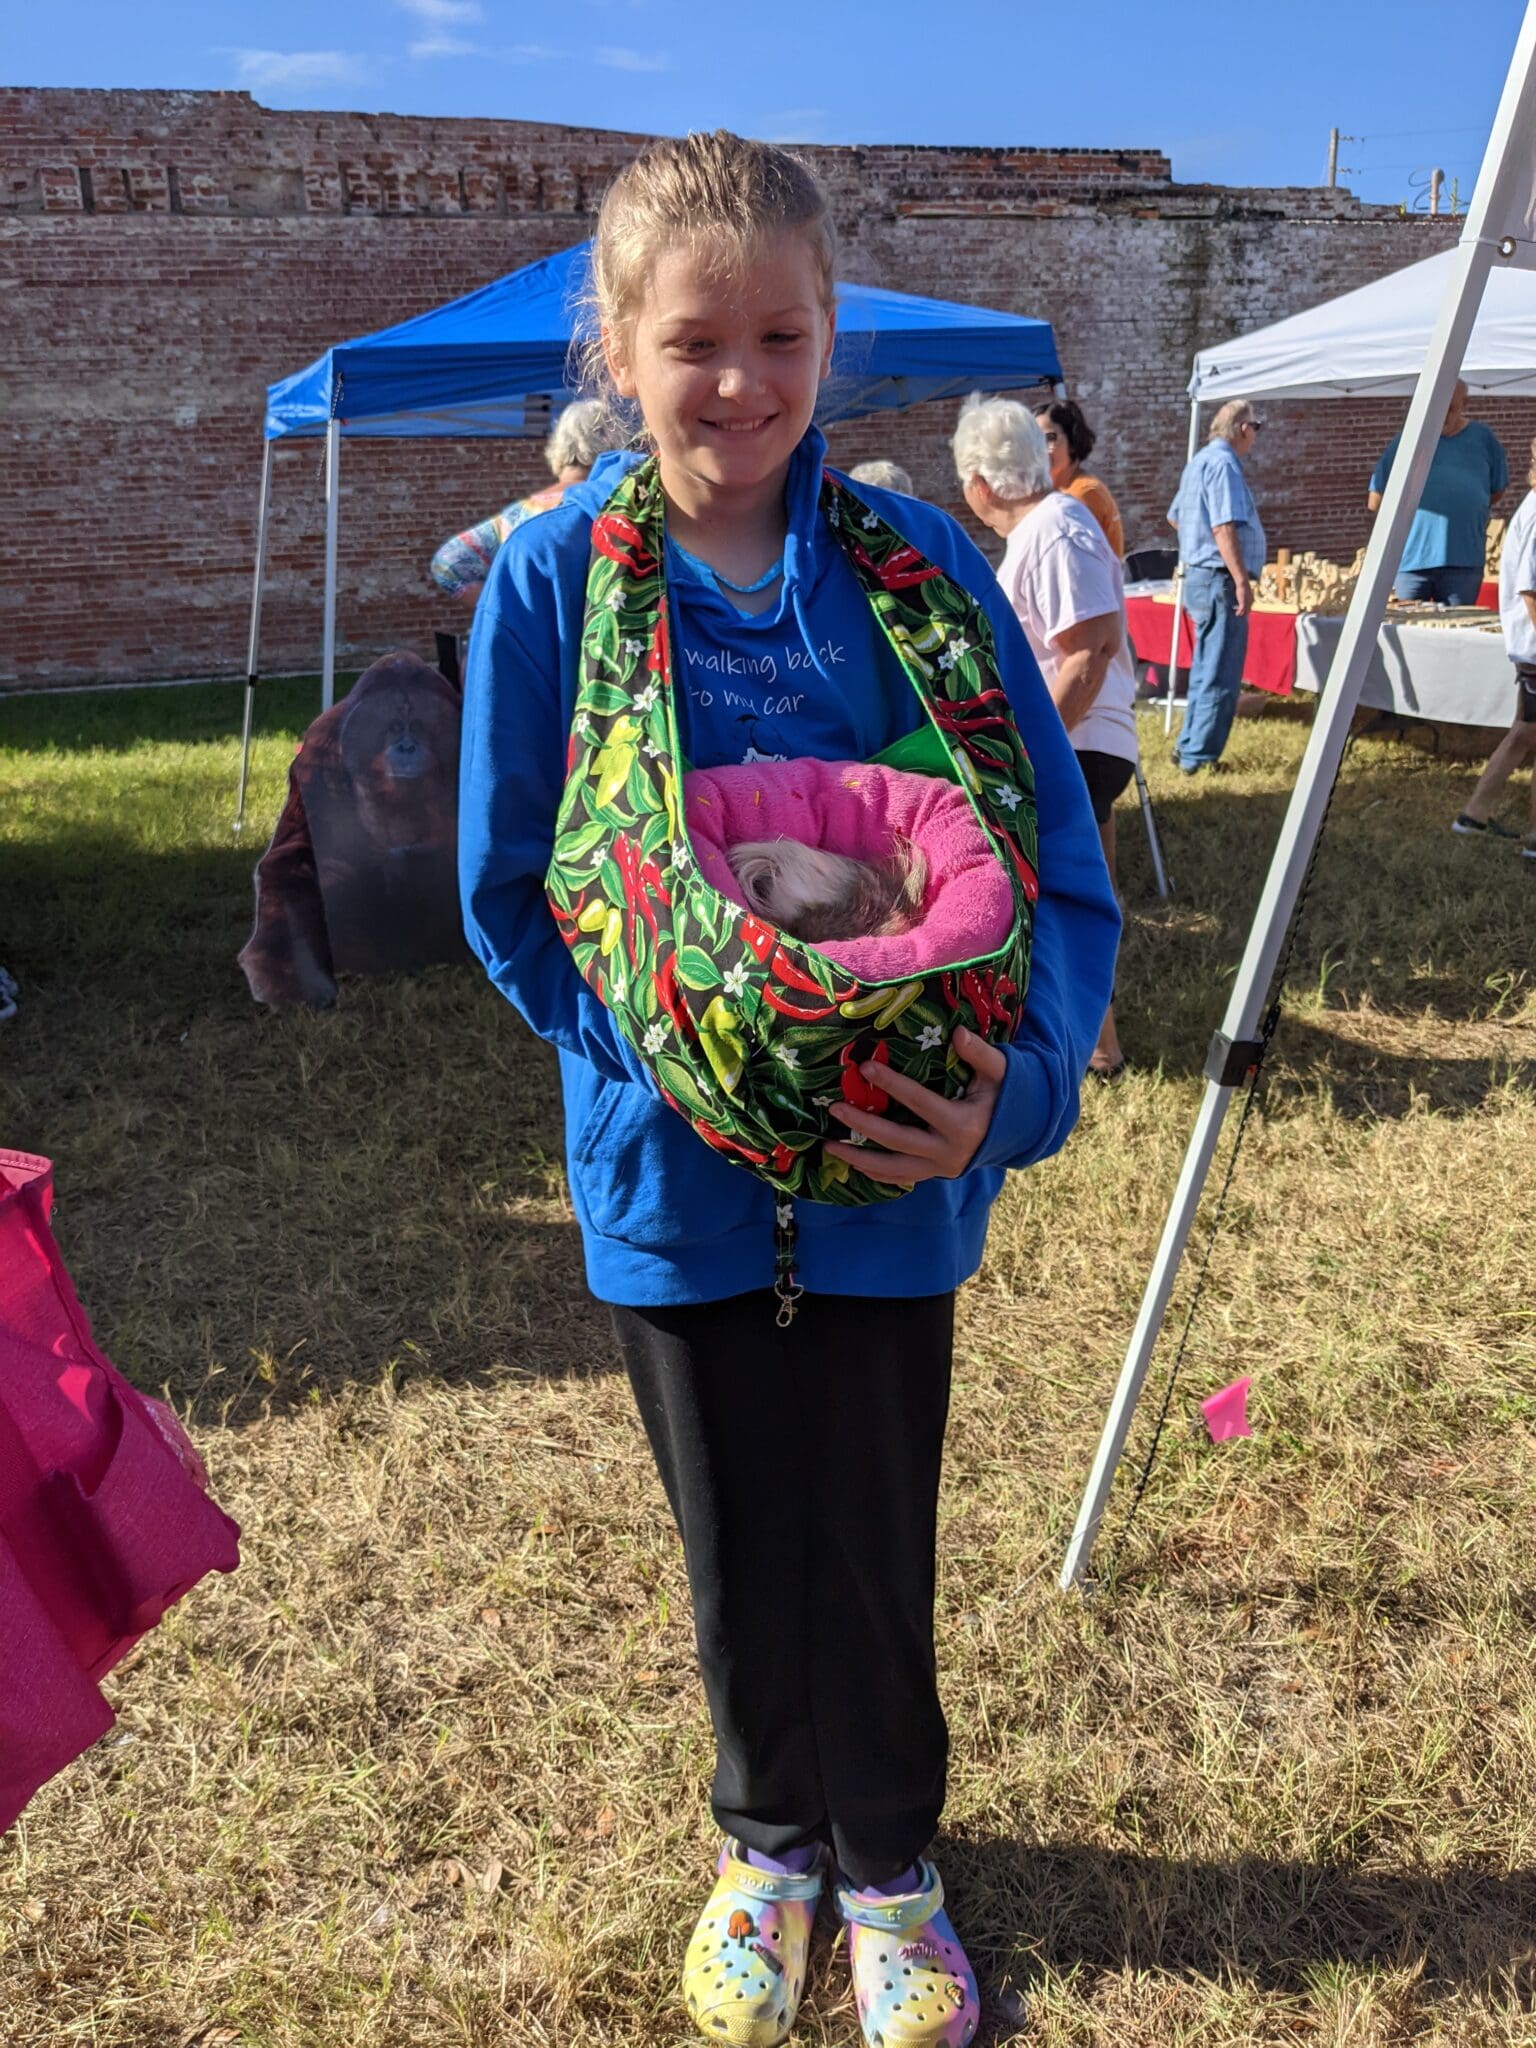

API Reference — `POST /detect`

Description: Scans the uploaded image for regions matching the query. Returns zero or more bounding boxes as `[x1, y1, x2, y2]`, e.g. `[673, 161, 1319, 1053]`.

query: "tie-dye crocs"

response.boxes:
[682, 1840, 824, 2045]
[835, 1861, 979, 2048]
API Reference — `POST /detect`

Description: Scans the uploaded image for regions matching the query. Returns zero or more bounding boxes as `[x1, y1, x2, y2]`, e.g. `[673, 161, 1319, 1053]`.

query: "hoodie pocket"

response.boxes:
[571, 1078, 766, 1251]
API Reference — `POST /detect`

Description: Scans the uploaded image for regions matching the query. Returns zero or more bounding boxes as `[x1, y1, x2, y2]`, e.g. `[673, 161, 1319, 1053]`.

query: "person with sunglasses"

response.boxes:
[1166, 401, 1266, 773]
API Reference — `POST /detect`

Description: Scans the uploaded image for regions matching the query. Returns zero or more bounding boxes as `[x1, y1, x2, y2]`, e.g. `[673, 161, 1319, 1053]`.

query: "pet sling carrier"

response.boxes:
[547, 460, 1039, 1283]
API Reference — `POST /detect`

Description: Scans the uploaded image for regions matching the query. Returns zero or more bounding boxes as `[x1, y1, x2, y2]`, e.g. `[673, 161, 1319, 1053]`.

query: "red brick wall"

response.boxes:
[2, 88, 1525, 686]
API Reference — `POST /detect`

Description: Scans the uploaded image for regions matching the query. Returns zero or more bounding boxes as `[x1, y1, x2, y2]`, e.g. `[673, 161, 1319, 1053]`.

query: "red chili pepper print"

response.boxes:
[839, 1039, 890, 1112]
[590, 511, 657, 577]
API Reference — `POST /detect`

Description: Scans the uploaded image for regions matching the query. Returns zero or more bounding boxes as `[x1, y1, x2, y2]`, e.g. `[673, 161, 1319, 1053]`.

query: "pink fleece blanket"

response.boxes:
[683, 758, 1015, 979]
[0, 1151, 241, 1834]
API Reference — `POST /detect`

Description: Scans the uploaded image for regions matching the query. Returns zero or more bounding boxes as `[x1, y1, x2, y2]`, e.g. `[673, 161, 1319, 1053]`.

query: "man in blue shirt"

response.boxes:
[1166, 401, 1267, 773]
[1368, 380, 1508, 604]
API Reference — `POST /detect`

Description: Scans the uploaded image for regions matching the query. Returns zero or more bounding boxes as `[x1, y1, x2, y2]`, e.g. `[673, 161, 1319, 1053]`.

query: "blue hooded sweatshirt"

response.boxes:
[459, 429, 1121, 1306]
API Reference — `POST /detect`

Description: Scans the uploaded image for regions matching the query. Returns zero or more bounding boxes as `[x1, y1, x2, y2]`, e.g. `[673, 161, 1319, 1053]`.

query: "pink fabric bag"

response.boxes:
[0, 1150, 240, 1833]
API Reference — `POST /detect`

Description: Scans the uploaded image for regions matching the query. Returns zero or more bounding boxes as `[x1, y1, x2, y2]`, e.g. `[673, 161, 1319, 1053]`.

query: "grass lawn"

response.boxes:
[2, 678, 1534, 2047]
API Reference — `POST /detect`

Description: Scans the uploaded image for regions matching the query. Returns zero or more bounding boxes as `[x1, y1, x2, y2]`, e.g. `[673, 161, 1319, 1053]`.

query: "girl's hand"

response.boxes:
[823, 1027, 1008, 1186]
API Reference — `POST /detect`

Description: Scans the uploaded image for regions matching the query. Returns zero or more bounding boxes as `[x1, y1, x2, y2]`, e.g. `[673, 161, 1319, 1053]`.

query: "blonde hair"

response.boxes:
[583, 130, 837, 397]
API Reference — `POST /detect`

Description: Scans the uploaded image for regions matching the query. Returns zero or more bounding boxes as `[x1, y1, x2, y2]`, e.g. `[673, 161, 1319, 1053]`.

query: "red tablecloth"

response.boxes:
[1479, 580, 1498, 611]
[1124, 594, 1298, 696]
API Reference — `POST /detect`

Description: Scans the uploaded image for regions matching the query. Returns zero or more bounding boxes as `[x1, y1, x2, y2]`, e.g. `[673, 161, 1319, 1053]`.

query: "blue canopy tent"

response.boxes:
[237, 241, 1062, 817]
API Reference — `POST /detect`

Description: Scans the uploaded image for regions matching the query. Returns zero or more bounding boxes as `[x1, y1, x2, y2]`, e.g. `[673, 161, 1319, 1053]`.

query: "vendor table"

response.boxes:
[1124, 588, 1299, 695]
[1295, 614, 1516, 728]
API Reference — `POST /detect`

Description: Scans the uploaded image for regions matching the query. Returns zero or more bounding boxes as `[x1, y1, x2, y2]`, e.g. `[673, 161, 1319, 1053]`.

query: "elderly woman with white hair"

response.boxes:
[953, 394, 1138, 1079]
[430, 399, 629, 604]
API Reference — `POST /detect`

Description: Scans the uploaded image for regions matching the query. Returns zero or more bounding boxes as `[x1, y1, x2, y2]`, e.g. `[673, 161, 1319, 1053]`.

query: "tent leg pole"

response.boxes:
[1061, 209, 1511, 1593]
[322, 417, 340, 713]
[1134, 762, 1171, 900]
[235, 440, 274, 833]
[1163, 398, 1201, 737]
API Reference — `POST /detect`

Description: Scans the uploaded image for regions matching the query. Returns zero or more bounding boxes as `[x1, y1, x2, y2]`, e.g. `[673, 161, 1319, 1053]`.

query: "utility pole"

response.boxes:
[1325, 128, 1359, 188]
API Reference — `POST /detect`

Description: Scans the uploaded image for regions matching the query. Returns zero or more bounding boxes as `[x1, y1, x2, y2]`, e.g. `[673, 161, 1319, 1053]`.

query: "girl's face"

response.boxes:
[604, 233, 836, 501]
[1035, 412, 1072, 488]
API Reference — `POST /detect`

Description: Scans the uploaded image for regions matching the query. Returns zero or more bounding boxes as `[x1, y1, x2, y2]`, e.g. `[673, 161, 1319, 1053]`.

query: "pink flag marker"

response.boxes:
[1200, 1376, 1253, 1443]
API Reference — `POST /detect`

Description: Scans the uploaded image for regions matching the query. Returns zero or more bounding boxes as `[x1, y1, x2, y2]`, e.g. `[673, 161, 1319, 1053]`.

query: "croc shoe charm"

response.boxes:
[836, 1860, 979, 2047]
[682, 1839, 823, 2045]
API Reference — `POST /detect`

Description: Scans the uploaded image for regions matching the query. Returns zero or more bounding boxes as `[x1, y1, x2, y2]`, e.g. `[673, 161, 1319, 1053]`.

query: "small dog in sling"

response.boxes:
[726, 835, 927, 944]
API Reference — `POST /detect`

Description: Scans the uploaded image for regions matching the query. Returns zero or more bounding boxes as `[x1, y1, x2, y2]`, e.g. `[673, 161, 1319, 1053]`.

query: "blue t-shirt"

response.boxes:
[1168, 441, 1266, 574]
[1370, 421, 1507, 572]
[665, 453, 917, 767]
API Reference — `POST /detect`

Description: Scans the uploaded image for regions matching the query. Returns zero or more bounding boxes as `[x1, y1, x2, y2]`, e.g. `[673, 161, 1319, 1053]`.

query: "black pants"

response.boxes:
[612, 1289, 954, 1887]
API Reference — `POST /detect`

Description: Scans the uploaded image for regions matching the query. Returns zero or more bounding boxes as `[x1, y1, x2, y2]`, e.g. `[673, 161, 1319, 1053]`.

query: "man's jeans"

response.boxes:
[1177, 565, 1249, 770]
[1394, 564, 1483, 605]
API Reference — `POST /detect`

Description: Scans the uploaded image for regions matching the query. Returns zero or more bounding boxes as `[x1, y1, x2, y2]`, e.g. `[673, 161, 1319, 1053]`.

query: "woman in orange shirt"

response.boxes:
[1035, 398, 1124, 558]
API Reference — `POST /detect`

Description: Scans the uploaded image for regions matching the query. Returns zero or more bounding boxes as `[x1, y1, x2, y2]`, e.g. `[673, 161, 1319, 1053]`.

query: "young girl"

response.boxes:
[459, 132, 1120, 2048]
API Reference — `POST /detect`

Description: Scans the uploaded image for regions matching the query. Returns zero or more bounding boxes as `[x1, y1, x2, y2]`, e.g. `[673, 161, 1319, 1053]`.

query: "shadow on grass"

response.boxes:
[4, 829, 606, 1419]
[948, 1836, 1536, 2010]
[1115, 759, 1534, 1092]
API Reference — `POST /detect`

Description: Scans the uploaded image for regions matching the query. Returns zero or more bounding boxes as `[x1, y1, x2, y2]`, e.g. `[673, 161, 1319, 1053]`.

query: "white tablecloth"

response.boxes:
[1295, 615, 1517, 729]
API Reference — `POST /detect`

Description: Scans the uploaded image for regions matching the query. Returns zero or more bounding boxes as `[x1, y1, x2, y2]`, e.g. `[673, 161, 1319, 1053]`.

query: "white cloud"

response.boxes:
[596, 44, 670, 70]
[502, 42, 564, 59]
[231, 49, 368, 92]
[412, 36, 564, 59]
[410, 34, 476, 56]
[397, 0, 482, 21]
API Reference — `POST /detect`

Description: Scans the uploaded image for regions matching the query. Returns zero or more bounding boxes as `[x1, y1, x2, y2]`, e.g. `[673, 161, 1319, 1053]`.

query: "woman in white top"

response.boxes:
[1452, 435, 1536, 856]
[953, 394, 1139, 1077]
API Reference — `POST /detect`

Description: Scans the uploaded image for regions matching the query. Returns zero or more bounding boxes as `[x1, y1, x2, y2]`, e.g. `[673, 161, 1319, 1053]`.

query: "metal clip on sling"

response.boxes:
[774, 1272, 805, 1328]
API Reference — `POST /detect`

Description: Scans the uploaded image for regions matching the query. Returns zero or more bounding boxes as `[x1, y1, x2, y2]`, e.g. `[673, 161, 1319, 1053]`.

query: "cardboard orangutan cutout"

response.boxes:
[239, 651, 468, 1006]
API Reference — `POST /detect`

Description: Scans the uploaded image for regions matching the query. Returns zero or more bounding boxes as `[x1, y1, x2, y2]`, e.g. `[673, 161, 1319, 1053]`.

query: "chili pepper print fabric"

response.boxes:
[545, 457, 1039, 1207]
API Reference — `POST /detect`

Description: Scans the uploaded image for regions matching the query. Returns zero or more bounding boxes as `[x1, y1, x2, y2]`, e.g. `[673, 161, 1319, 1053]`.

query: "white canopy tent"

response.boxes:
[1156, 248, 1536, 730]
[1064, 0, 1536, 1589]
[1191, 247, 1536, 402]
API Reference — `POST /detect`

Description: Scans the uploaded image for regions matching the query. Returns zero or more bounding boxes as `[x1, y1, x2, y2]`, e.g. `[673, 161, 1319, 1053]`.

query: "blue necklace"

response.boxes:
[672, 539, 785, 598]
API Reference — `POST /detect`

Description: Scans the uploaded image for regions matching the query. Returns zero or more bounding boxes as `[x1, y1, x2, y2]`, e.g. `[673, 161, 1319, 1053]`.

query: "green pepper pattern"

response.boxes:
[545, 456, 1039, 1206]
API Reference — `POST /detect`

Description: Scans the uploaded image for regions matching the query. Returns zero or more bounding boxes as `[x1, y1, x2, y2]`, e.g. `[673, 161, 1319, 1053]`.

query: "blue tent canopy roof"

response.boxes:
[263, 242, 1061, 440]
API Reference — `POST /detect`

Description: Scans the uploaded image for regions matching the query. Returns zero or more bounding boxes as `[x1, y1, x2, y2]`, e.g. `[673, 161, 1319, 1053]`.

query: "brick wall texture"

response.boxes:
[4, 87, 1529, 686]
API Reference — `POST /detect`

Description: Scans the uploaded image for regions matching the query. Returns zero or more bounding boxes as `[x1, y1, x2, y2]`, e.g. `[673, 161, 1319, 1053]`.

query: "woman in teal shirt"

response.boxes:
[1368, 380, 1508, 604]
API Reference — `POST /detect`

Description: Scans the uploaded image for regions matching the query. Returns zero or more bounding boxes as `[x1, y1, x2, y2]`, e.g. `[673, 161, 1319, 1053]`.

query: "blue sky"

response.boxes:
[11, 0, 1526, 212]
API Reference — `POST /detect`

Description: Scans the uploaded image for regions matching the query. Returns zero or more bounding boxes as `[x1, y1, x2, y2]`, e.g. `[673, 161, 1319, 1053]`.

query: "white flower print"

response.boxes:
[861, 510, 880, 531]
[813, 1093, 835, 1108]
[642, 740, 663, 760]
[776, 1201, 794, 1228]
[632, 682, 660, 713]
[606, 588, 626, 612]
[610, 972, 627, 1004]
[996, 783, 1023, 812]
[621, 637, 646, 658]
[771, 1045, 799, 1068]
[642, 1022, 667, 1056]
[917, 1023, 944, 1051]
[723, 961, 749, 999]
[671, 841, 692, 874]
[936, 645, 957, 672]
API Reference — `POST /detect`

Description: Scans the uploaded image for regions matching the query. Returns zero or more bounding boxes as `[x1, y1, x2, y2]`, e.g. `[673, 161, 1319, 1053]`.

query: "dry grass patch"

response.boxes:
[2, 685, 1534, 2044]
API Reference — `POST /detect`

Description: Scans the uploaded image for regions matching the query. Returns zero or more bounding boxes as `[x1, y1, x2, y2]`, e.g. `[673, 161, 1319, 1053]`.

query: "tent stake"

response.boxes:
[1061, 0, 1536, 1592]
[234, 440, 274, 832]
